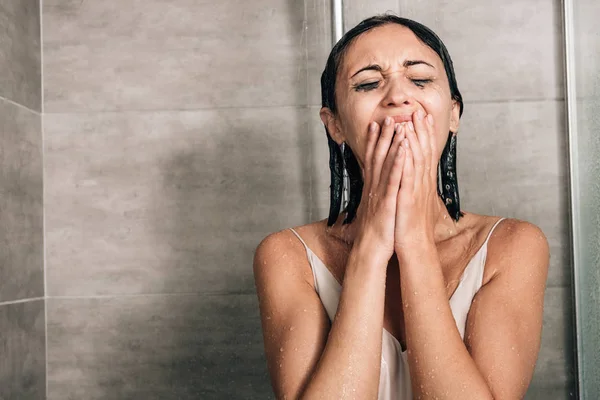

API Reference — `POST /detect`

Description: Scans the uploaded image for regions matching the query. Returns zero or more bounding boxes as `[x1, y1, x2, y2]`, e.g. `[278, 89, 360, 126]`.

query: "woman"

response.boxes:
[253, 14, 549, 400]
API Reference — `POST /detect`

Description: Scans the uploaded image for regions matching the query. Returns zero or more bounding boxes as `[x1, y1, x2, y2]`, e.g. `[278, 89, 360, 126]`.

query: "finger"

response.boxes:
[399, 138, 414, 198]
[406, 115, 424, 191]
[412, 110, 432, 180]
[386, 126, 406, 198]
[380, 123, 406, 196]
[371, 116, 396, 188]
[425, 114, 438, 181]
[363, 121, 379, 188]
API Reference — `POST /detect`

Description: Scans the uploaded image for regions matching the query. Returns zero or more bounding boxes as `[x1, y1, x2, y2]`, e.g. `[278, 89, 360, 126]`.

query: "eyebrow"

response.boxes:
[350, 60, 435, 78]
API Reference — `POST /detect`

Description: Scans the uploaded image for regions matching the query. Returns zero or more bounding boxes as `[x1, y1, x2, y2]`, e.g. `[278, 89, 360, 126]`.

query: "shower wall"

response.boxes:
[41, 1, 575, 399]
[42, 0, 310, 398]
[0, 0, 45, 399]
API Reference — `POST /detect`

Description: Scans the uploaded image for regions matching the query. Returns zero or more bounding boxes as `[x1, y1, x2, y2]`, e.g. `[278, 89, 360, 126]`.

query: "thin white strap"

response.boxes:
[288, 228, 319, 291]
[483, 217, 506, 245]
[288, 228, 309, 251]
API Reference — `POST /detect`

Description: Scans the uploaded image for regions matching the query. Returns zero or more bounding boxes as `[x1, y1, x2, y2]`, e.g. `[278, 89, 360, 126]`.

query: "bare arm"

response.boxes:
[253, 230, 389, 399]
[254, 118, 409, 398]
[391, 110, 549, 399]
[398, 220, 549, 399]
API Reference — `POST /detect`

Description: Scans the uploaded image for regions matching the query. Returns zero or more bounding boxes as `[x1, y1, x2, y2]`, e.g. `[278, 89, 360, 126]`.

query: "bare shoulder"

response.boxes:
[483, 216, 550, 282]
[253, 221, 324, 289]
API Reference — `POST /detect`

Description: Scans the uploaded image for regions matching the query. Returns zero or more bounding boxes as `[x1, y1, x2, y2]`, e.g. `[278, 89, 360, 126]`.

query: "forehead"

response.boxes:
[341, 24, 442, 78]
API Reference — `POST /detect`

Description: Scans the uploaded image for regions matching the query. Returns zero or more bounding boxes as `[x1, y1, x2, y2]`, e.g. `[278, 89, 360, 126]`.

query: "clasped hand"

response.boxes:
[354, 109, 440, 260]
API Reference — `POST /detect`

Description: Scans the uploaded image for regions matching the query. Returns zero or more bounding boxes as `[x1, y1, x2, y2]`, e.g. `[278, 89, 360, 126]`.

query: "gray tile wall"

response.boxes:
[0, 0, 45, 399]
[42, 0, 575, 399]
[43, 0, 309, 398]
[0, 301, 46, 400]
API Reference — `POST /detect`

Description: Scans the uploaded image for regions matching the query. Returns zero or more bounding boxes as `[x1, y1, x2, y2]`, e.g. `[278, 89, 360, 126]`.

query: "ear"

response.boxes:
[320, 107, 345, 144]
[449, 100, 461, 134]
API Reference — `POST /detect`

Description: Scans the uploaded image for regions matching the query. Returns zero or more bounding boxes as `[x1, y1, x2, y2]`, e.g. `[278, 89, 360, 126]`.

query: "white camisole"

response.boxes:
[288, 217, 505, 400]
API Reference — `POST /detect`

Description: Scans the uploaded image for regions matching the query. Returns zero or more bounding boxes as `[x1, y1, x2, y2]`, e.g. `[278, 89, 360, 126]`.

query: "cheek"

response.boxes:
[339, 97, 376, 165]
[421, 87, 452, 154]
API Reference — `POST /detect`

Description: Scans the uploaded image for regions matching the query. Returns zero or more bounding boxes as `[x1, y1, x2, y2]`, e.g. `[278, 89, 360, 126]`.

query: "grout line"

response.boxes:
[0, 95, 42, 115]
[0, 297, 45, 307]
[48, 291, 257, 300]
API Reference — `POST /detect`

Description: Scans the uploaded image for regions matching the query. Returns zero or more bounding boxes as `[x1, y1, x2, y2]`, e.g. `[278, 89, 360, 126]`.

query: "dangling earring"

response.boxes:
[439, 131, 464, 221]
[326, 133, 344, 226]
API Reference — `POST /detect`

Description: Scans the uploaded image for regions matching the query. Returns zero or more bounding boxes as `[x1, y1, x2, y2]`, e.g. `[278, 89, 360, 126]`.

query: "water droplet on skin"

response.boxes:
[280, 347, 284, 352]
[413, 291, 418, 295]
[289, 326, 295, 331]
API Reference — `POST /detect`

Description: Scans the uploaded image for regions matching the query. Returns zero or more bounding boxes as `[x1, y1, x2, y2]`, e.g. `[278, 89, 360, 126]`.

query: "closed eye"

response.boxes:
[354, 79, 432, 91]
[353, 81, 380, 91]
[412, 79, 432, 88]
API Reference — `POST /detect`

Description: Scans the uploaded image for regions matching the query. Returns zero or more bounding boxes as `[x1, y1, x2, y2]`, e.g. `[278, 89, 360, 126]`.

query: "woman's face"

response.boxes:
[320, 23, 461, 171]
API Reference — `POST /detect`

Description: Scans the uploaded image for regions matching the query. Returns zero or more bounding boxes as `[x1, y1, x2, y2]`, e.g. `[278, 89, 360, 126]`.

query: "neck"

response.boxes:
[326, 196, 463, 246]
[431, 196, 462, 243]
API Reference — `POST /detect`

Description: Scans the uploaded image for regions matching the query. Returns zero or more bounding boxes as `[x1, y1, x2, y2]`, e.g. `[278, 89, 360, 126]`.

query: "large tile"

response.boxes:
[43, 0, 308, 112]
[344, 0, 400, 29]
[45, 107, 317, 296]
[398, 0, 563, 102]
[527, 286, 577, 395]
[0, 299, 46, 400]
[0, 0, 41, 111]
[0, 100, 44, 302]
[47, 294, 272, 400]
[457, 100, 570, 287]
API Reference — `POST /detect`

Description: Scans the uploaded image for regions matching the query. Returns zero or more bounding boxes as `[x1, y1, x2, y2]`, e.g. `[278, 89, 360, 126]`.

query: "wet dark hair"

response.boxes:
[321, 14, 465, 227]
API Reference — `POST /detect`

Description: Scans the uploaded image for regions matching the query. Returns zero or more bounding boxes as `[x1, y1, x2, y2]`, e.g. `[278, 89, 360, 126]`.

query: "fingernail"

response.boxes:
[408, 121, 414, 131]
[394, 123, 400, 132]
[384, 116, 392, 126]
[427, 114, 434, 126]
[417, 109, 425, 120]
[369, 121, 377, 132]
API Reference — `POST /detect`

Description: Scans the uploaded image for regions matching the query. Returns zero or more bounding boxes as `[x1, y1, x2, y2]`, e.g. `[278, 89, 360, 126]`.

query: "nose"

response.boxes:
[382, 75, 412, 108]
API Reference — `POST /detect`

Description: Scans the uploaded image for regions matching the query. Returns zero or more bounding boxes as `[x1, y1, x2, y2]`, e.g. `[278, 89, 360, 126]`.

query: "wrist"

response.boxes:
[352, 230, 394, 266]
[395, 239, 437, 263]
